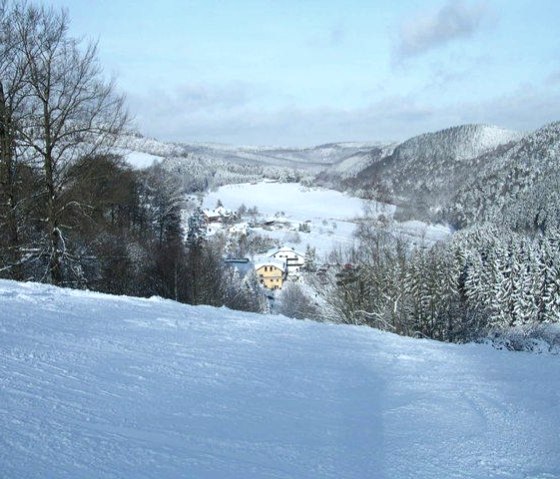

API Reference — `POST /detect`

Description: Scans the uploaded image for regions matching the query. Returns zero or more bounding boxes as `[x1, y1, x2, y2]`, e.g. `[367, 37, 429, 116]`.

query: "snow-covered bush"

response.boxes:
[484, 324, 560, 354]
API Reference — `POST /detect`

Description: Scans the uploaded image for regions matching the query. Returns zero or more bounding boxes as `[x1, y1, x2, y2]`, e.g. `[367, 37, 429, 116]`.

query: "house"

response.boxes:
[270, 246, 306, 275]
[203, 206, 234, 223]
[255, 260, 286, 290]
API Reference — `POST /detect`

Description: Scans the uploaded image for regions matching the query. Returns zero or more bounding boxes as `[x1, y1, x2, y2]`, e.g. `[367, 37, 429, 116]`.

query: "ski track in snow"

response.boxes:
[1, 280, 559, 478]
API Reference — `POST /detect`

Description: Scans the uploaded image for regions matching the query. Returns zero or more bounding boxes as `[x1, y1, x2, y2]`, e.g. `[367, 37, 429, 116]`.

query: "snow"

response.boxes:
[203, 182, 451, 258]
[204, 182, 379, 221]
[394, 124, 523, 163]
[394, 220, 453, 246]
[1, 280, 560, 478]
[203, 182, 391, 257]
[331, 143, 398, 177]
[121, 149, 163, 169]
[254, 258, 286, 271]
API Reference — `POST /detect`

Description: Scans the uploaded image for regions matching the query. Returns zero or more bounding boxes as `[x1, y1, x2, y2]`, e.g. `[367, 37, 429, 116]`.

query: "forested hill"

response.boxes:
[323, 124, 523, 216]
[116, 131, 382, 173]
[115, 131, 387, 191]
[115, 121, 560, 234]
[444, 121, 560, 231]
[314, 121, 560, 232]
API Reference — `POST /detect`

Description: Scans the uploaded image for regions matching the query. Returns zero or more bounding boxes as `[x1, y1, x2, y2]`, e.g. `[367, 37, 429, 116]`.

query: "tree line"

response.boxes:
[318, 221, 560, 349]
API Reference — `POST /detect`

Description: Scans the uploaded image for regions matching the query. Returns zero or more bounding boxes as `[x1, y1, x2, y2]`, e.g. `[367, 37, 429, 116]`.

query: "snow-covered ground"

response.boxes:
[203, 182, 451, 258]
[119, 149, 164, 169]
[1, 280, 559, 478]
[204, 181, 379, 222]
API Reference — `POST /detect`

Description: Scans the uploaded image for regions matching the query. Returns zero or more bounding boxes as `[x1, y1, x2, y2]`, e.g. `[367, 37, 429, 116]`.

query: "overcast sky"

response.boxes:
[49, 0, 560, 146]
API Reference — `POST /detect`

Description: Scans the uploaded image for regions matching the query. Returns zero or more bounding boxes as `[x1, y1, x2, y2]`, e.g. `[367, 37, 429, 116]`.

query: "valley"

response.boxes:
[111, 121, 560, 336]
[2, 2, 559, 477]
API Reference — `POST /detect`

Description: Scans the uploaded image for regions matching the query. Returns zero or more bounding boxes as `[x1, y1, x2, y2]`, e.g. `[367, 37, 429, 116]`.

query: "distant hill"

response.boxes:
[113, 121, 560, 233]
[115, 132, 382, 173]
[445, 121, 560, 231]
[180, 141, 385, 171]
[112, 132, 389, 192]
[315, 143, 397, 184]
[336, 124, 523, 218]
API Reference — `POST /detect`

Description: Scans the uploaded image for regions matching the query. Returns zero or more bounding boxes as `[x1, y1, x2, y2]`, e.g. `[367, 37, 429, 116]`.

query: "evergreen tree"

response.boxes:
[304, 244, 317, 272]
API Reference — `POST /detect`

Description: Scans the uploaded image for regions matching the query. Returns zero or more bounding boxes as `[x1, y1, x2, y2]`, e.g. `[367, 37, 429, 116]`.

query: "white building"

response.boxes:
[270, 247, 306, 276]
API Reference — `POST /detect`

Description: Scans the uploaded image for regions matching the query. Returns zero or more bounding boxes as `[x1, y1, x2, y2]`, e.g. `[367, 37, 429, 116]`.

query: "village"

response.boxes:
[192, 200, 316, 292]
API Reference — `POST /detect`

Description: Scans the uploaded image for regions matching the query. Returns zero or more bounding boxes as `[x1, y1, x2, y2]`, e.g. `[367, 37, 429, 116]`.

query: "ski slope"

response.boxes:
[1, 280, 559, 479]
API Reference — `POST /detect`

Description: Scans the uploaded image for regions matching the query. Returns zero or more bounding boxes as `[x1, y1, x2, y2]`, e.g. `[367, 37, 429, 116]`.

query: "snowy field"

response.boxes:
[203, 182, 451, 258]
[204, 181, 389, 221]
[120, 149, 163, 169]
[1, 280, 559, 479]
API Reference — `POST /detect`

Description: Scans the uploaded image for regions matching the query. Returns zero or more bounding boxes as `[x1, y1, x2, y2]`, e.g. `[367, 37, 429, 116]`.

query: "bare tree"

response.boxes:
[9, 2, 128, 284]
[278, 282, 320, 321]
[0, 0, 31, 278]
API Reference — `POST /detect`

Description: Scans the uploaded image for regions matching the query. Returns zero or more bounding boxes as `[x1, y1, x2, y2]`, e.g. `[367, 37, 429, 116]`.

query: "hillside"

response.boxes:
[348, 124, 522, 217]
[390, 124, 522, 164]
[315, 143, 397, 186]
[445, 121, 560, 231]
[114, 132, 385, 191]
[180, 142, 384, 171]
[1, 280, 559, 478]
[115, 131, 380, 173]
[110, 122, 560, 231]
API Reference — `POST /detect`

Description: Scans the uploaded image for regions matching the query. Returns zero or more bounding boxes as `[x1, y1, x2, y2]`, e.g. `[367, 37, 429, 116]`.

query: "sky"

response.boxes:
[47, 0, 560, 146]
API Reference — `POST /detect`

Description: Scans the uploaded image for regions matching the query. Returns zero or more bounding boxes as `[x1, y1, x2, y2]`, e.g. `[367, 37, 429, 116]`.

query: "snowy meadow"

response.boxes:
[202, 181, 451, 258]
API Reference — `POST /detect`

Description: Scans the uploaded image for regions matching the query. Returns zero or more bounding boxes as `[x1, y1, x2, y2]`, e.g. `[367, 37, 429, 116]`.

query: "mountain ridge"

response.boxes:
[114, 120, 560, 232]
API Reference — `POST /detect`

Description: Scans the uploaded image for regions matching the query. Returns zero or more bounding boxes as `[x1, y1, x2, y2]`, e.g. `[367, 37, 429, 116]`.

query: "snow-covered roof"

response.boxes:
[203, 206, 233, 218]
[255, 259, 286, 272]
[270, 246, 304, 258]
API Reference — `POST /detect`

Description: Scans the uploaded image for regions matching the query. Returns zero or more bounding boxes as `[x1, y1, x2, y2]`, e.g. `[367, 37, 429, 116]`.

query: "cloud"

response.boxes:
[127, 80, 560, 147]
[129, 91, 439, 146]
[456, 85, 560, 132]
[546, 69, 560, 85]
[128, 81, 253, 118]
[395, 1, 492, 59]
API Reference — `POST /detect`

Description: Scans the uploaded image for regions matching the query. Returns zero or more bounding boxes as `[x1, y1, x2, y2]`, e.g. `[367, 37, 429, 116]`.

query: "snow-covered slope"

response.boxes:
[180, 142, 385, 171]
[342, 124, 523, 217]
[446, 121, 560, 230]
[317, 142, 397, 182]
[114, 132, 187, 159]
[112, 132, 186, 169]
[202, 181, 449, 258]
[391, 124, 522, 164]
[1, 280, 559, 479]
[114, 131, 382, 173]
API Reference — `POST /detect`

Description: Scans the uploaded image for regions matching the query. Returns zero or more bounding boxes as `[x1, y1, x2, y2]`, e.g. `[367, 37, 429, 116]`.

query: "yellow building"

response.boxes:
[255, 261, 286, 290]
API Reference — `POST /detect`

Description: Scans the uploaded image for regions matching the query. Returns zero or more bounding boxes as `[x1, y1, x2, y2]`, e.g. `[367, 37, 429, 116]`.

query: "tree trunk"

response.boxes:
[0, 81, 22, 279]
